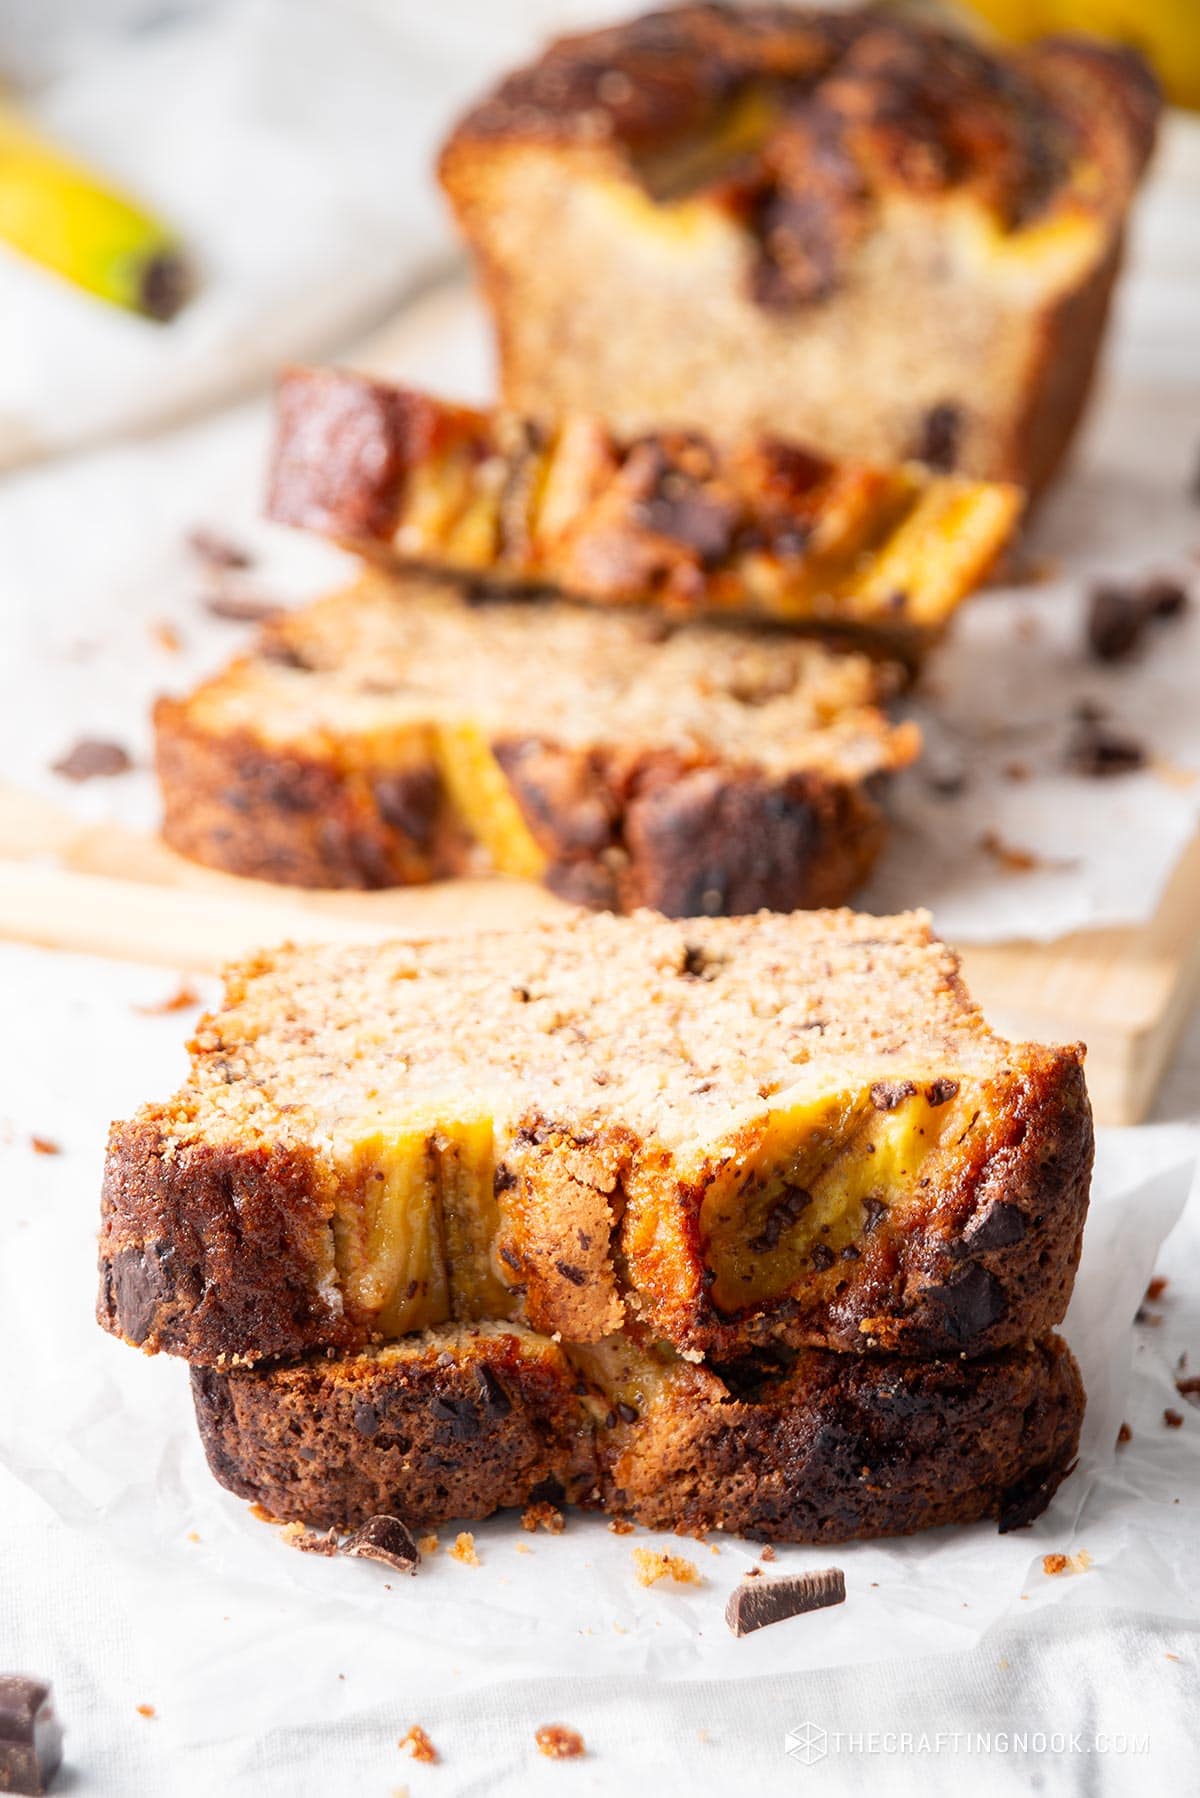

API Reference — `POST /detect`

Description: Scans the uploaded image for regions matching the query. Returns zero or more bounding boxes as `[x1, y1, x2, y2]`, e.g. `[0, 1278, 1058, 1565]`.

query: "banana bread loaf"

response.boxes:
[155, 571, 919, 913]
[190, 1319, 1084, 1540]
[267, 368, 1021, 658]
[439, 5, 1158, 495]
[99, 908, 1092, 1367]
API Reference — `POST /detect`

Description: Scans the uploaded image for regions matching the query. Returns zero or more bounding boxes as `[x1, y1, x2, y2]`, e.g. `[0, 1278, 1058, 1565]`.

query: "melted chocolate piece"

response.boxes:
[0, 1676, 63, 1796]
[725, 1567, 846, 1636]
[342, 1514, 420, 1573]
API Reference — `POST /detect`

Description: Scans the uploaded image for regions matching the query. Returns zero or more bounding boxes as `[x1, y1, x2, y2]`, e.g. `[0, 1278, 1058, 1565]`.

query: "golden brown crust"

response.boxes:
[188, 1322, 1084, 1540]
[441, 5, 1158, 294]
[266, 368, 1020, 647]
[154, 578, 910, 913]
[98, 912, 1093, 1367]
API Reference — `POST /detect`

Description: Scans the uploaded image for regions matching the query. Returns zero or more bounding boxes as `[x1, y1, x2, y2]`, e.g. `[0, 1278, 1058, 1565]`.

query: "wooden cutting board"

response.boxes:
[1, 780, 1196, 1126]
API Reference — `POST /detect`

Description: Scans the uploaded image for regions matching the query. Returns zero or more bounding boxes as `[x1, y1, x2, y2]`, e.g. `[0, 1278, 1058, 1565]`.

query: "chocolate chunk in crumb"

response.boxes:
[51, 737, 132, 781]
[1066, 721, 1146, 778]
[726, 1567, 846, 1637]
[926, 1262, 1009, 1344]
[915, 403, 963, 473]
[869, 1080, 916, 1112]
[925, 1078, 959, 1107]
[963, 1201, 1026, 1253]
[0, 1676, 64, 1796]
[343, 1514, 419, 1574]
[475, 1363, 513, 1419]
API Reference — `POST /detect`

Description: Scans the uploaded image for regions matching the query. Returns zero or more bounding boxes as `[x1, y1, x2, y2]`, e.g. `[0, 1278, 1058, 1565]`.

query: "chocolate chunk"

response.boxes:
[869, 1080, 916, 1112]
[203, 594, 282, 623]
[352, 1401, 381, 1439]
[1143, 576, 1188, 619]
[635, 490, 738, 565]
[493, 1164, 517, 1195]
[615, 1401, 639, 1424]
[925, 1078, 959, 1107]
[429, 1395, 481, 1440]
[1066, 721, 1147, 778]
[0, 1676, 63, 1795]
[915, 403, 963, 473]
[998, 1460, 1072, 1533]
[748, 1185, 813, 1253]
[860, 1196, 887, 1233]
[1087, 583, 1145, 661]
[343, 1515, 419, 1574]
[926, 1262, 1008, 1344]
[103, 1242, 176, 1345]
[475, 1363, 513, 1419]
[51, 738, 132, 782]
[725, 1567, 846, 1637]
[554, 1259, 588, 1288]
[187, 527, 253, 571]
[810, 1243, 835, 1271]
[963, 1201, 1027, 1253]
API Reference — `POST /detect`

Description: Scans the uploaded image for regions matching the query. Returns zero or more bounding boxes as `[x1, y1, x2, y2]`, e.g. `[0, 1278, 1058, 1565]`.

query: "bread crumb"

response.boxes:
[450, 1531, 479, 1566]
[515, 1541, 533, 1555]
[418, 1534, 439, 1555]
[136, 1704, 156, 1720]
[1043, 1550, 1092, 1576]
[535, 1724, 585, 1760]
[186, 1531, 200, 1544]
[152, 620, 183, 655]
[30, 1135, 61, 1156]
[1165, 1408, 1185, 1428]
[1146, 1275, 1169, 1302]
[633, 1548, 702, 1588]
[607, 1517, 635, 1535]
[521, 1501, 564, 1534]
[249, 1502, 277, 1524]
[279, 1521, 338, 1556]
[135, 982, 201, 1016]
[398, 1725, 438, 1764]
[760, 1544, 776, 1562]
[1116, 1422, 1132, 1447]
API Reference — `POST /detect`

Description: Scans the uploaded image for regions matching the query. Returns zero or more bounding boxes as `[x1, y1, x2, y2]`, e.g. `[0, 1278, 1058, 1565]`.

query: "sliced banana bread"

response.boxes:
[439, 5, 1158, 495]
[190, 1320, 1084, 1540]
[155, 571, 919, 913]
[99, 908, 1092, 1366]
[267, 368, 1021, 657]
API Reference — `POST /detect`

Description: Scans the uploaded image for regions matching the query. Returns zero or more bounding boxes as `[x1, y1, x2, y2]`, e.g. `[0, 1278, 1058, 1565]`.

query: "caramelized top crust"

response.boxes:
[441, 3, 1158, 304]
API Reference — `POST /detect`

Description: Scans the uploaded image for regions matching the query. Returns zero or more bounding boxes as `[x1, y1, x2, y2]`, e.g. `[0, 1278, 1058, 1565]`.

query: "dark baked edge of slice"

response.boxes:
[189, 1323, 1084, 1542]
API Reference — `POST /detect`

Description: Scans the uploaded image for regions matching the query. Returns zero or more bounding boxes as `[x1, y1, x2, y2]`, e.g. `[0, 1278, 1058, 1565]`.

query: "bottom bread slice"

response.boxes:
[190, 1322, 1083, 1543]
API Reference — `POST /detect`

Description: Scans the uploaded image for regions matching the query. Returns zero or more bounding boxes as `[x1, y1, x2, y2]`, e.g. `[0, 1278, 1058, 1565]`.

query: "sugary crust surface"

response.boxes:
[99, 909, 1092, 1366]
[154, 573, 914, 910]
[189, 1321, 1084, 1541]
[442, 6, 1158, 247]
[267, 369, 1021, 648]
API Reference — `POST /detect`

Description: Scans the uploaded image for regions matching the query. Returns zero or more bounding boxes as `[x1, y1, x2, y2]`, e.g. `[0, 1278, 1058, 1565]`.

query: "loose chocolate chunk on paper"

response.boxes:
[0, 1675, 64, 1795]
[342, 1515, 419, 1574]
[51, 737, 132, 782]
[726, 1568, 846, 1637]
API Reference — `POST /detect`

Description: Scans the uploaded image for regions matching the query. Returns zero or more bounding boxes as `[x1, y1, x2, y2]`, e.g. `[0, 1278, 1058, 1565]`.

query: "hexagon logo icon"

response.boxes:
[785, 1722, 828, 1766]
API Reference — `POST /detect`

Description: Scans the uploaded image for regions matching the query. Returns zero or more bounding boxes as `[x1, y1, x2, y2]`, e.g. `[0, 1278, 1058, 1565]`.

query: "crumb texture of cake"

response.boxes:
[99, 908, 1092, 1366]
[439, 5, 1159, 495]
[189, 1319, 1084, 1540]
[267, 368, 1021, 651]
[155, 571, 918, 913]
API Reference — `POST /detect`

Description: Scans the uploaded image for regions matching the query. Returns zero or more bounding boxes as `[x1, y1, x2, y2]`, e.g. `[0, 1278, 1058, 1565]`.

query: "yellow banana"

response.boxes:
[960, 0, 1200, 108]
[0, 102, 191, 319]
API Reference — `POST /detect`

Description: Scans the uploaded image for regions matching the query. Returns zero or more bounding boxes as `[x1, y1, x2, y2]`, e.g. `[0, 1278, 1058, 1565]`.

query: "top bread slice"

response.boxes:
[99, 908, 1092, 1368]
[266, 368, 1021, 659]
[439, 5, 1158, 494]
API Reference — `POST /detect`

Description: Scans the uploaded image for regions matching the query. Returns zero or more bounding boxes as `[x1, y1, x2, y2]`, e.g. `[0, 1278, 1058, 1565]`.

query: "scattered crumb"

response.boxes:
[398, 1726, 438, 1765]
[1065, 719, 1147, 779]
[418, 1533, 439, 1555]
[30, 1135, 61, 1156]
[135, 982, 201, 1016]
[534, 1724, 585, 1761]
[1086, 575, 1189, 662]
[979, 830, 1037, 874]
[1164, 1408, 1184, 1429]
[760, 1545, 776, 1562]
[1117, 1422, 1132, 1447]
[607, 1518, 635, 1535]
[1175, 1377, 1200, 1404]
[1146, 1276, 1169, 1303]
[710, 1544, 721, 1556]
[450, 1531, 479, 1566]
[1043, 1550, 1092, 1576]
[188, 526, 254, 571]
[186, 1531, 200, 1544]
[152, 620, 183, 654]
[279, 1521, 338, 1556]
[1166, 1652, 1180, 1663]
[521, 1501, 565, 1534]
[136, 1704, 156, 1720]
[249, 1503, 277, 1524]
[1152, 758, 1199, 790]
[515, 1541, 533, 1555]
[52, 737, 132, 781]
[1002, 760, 1031, 783]
[633, 1548, 702, 1588]
[746, 1566, 762, 1579]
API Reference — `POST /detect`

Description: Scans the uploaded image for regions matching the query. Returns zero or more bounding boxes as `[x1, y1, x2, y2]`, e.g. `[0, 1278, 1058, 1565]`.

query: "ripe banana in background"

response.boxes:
[0, 101, 191, 319]
[961, 0, 1200, 108]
